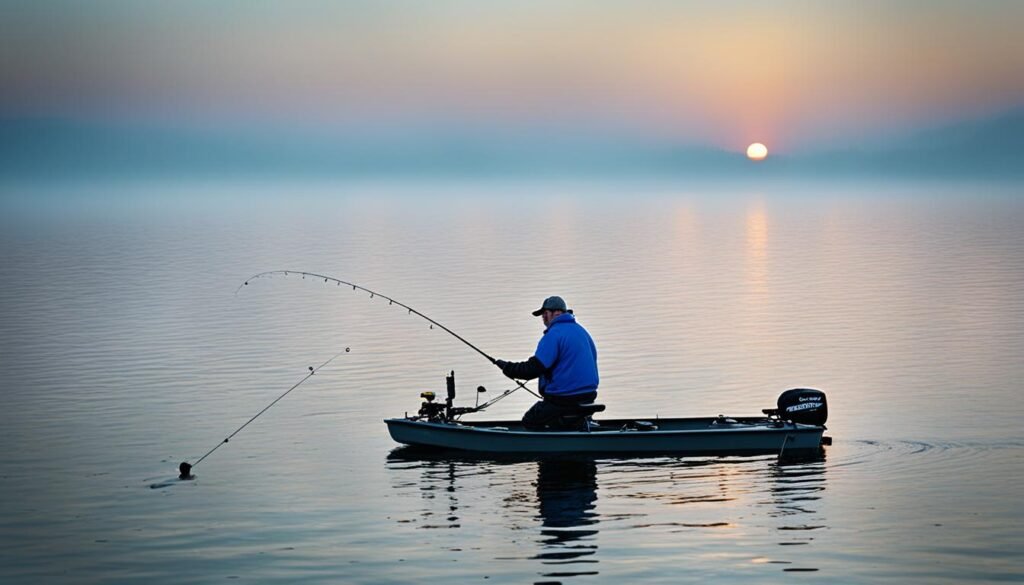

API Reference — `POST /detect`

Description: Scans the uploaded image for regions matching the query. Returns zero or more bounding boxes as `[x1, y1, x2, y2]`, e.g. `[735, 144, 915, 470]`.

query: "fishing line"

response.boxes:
[238, 270, 542, 399]
[178, 348, 349, 479]
[474, 385, 524, 411]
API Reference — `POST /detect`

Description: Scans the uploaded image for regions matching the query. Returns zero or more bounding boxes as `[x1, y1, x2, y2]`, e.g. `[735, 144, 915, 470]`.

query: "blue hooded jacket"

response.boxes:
[534, 313, 599, 397]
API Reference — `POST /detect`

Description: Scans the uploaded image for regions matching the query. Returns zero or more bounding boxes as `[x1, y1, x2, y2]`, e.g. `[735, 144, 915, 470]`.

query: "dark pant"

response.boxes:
[522, 392, 598, 431]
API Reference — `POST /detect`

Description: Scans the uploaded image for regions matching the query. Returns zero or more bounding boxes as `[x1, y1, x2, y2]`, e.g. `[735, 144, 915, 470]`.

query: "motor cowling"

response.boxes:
[777, 388, 828, 426]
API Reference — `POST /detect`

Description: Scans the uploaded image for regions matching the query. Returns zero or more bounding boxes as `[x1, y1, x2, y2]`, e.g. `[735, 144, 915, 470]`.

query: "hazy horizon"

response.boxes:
[2, 108, 1022, 181]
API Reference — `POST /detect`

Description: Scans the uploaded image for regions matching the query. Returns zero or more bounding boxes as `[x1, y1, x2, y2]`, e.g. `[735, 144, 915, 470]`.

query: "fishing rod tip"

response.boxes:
[178, 462, 193, 480]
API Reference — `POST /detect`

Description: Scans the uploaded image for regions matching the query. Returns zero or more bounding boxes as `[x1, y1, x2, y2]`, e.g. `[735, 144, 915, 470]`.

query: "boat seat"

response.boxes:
[573, 403, 606, 416]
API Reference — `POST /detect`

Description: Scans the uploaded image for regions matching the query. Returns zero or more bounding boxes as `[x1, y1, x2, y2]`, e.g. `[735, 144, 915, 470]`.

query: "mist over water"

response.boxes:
[1, 178, 1022, 583]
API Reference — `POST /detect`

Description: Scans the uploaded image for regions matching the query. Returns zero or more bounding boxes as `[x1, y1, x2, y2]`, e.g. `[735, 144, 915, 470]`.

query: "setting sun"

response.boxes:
[746, 143, 768, 161]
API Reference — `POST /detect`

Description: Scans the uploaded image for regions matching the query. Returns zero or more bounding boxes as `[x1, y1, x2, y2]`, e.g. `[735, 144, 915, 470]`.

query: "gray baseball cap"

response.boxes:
[532, 296, 568, 316]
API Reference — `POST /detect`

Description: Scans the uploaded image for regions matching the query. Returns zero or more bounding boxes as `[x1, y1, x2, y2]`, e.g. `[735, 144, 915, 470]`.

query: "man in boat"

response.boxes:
[494, 296, 599, 431]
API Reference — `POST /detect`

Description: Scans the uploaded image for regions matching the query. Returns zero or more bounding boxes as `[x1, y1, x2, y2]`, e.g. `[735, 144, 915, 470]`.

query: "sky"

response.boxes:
[2, 0, 1023, 157]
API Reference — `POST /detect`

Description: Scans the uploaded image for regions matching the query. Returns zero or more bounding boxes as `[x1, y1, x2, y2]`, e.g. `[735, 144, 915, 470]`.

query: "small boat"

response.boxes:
[385, 372, 829, 456]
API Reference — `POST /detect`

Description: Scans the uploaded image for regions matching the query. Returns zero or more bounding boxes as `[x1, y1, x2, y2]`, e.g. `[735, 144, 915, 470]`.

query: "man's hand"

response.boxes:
[494, 359, 514, 379]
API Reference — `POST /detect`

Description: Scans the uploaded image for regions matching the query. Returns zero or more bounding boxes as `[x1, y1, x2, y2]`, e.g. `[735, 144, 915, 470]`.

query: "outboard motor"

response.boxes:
[777, 388, 828, 426]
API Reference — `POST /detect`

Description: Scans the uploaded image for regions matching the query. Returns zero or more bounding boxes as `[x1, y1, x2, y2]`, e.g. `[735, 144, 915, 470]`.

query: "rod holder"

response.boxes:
[446, 370, 455, 407]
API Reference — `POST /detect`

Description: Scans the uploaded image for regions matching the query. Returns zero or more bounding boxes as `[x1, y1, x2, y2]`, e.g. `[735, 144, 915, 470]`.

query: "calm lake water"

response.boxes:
[1, 178, 1022, 584]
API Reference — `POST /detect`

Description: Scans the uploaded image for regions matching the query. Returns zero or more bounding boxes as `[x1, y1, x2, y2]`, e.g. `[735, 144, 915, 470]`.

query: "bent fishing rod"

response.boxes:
[237, 270, 541, 399]
[178, 348, 348, 479]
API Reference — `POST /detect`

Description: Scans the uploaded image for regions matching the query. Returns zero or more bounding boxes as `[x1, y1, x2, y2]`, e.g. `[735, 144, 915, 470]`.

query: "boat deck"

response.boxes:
[453, 415, 785, 433]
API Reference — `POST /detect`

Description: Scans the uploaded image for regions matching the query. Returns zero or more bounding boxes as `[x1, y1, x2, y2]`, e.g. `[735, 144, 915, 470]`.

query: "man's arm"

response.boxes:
[494, 357, 547, 380]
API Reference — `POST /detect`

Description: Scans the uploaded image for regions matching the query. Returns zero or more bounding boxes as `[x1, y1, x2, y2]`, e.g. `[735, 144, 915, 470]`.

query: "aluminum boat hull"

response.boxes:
[384, 416, 825, 455]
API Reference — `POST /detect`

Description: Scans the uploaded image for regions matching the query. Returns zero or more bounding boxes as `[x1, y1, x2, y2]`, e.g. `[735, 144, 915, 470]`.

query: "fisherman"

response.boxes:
[495, 296, 599, 431]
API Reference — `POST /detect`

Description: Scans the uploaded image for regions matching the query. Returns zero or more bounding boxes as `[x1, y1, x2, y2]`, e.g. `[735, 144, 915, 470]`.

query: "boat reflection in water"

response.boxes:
[765, 451, 830, 568]
[385, 447, 828, 581]
[385, 449, 603, 579]
[532, 459, 599, 576]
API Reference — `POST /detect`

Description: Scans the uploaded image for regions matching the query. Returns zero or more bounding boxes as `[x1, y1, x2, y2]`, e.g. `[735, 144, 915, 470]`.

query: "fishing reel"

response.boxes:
[417, 391, 447, 422]
[413, 371, 487, 423]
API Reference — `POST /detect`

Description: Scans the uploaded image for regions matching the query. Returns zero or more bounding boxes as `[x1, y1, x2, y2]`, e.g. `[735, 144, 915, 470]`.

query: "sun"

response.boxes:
[746, 142, 768, 161]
